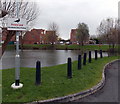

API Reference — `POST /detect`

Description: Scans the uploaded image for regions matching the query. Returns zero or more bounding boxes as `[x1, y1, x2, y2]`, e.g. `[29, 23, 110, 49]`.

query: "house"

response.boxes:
[2, 30, 16, 44]
[70, 29, 78, 44]
[23, 29, 45, 44]
[44, 30, 57, 44]
[2, 28, 58, 45]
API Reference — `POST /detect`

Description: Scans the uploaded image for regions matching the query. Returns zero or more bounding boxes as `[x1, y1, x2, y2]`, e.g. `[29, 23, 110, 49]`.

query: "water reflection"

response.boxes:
[1, 50, 108, 69]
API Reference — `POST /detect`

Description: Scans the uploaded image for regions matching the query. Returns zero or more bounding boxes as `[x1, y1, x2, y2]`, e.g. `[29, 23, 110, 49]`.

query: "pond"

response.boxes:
[1, 50, 108, 69]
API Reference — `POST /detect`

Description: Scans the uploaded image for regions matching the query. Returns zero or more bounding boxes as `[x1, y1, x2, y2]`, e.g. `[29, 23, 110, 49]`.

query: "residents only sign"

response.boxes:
[7, 18, 27, 31]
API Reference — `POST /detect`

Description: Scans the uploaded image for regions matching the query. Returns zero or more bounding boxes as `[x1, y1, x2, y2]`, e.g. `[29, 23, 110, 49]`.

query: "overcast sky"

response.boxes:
[31, 0, 118, 39]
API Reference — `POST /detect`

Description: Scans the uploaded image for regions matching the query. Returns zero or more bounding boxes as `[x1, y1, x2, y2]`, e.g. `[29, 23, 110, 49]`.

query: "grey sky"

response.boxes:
[31, 0, 118, 39]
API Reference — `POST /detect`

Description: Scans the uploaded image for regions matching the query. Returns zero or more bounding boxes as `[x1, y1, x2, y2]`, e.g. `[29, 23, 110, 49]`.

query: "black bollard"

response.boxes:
[78, 55, 82, 70]
[35, 61, 41, 85]
[83, 53, 87, 65]
[67, 58, 72, 78]
[88, 51, 91, 63]
[100, 50, 103, 58]
[95, 50, 98, 60]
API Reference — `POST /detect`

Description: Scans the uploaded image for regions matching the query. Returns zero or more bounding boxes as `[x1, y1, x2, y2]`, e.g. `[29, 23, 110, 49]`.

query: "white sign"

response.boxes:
[7, 18, 27, 31]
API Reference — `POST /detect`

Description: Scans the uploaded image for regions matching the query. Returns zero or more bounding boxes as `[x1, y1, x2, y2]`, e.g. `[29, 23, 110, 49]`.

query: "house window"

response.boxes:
[41, 31, 44, 34]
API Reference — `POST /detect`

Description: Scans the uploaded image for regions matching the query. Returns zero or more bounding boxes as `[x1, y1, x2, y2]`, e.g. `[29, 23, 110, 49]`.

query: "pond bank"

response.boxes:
[1, 50, 108, 69]
[6, 44, 111, 51]
[2, 56, 118, 103]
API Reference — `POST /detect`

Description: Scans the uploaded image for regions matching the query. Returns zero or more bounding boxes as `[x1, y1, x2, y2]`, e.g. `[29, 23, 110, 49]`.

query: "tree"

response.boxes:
[0, 10, 8, 18]
[1, 0, 39, 56]
[45, 22, 59, 45]
[90, 35, 99, 44]
[115, 19, 120, 44]
[76, 23, 89, 46]
[97, 18, 118, 49]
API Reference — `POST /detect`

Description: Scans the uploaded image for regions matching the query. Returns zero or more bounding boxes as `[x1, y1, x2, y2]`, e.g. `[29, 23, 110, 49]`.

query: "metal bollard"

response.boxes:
[83, 53, 87, 65]
[95, 50, 97, 60]
[67, 58, 72, 78]
[88, 51, 91, 63]
[78, 55, 82, 70]
[100, 50, 103, 58]
[35, 61, 41, 85]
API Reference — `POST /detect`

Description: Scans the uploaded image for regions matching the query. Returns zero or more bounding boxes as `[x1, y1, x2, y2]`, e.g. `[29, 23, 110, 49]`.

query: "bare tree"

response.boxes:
[76, 23, 89, 46]
[0, 0, 39, 55]
[46, 22, 59, 45]
[49, 22, 59, 33]
[115, 19, 120, 44]
[97, 18, 118, 49]
[0, 10, 8, 18]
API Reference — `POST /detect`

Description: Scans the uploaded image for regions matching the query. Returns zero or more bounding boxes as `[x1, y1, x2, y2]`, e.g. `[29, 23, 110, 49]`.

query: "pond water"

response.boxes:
[1, 50, 108, 69]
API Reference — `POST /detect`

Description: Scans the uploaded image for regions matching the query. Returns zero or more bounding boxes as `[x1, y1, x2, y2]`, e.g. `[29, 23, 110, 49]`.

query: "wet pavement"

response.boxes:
[75, 60, 119, 103]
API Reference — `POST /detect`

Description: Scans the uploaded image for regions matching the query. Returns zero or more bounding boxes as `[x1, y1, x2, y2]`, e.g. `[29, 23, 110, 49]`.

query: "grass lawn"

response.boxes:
[7, 44, 119, 52]
[6, 45, 15, 50]
[2, 56, 119, 103]
[67, 44, 109, 51]
[24, 44, 110, 51]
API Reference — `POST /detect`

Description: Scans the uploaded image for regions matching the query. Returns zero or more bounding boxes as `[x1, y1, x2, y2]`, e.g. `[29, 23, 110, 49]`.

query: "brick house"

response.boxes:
[2, 30, 16, 44]
[70, 29, 89, 45]
[2, 29, 45, 44]
[23, 29, 45, 44]
[2, 29, 55, 45]
[44, 30, 57, 44]
[70, 29, 78, 44]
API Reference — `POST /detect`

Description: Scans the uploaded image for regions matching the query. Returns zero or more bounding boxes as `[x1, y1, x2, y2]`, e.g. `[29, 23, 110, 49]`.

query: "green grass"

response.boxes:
[6, 44, 119, 52]
[23, 44, 54, 49]
[23, 44, 110, 51]
[6, 45, 15, 50]
[2, 56, 118, 103]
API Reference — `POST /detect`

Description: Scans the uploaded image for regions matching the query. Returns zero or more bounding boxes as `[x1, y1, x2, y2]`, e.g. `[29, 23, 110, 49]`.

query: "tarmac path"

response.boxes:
[75, 60, 119, 103]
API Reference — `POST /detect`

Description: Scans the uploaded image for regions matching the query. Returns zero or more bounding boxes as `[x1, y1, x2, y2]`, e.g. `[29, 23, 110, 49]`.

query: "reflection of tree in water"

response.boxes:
[44, 50, 59, 66]
[70, 50, 86, 58]
[2, 50, 109, 69]
[108, 51, 118, 57]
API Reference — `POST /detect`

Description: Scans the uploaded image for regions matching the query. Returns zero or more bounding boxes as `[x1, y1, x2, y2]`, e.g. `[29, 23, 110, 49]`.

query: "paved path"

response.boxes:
[75, 60, 119, 103]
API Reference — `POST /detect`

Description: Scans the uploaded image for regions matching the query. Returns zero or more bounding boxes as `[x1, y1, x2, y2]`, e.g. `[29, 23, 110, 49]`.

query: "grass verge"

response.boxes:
[6, 44, 119, 52]
[2, 56, 118, 103]
[23, 44, 110, 51]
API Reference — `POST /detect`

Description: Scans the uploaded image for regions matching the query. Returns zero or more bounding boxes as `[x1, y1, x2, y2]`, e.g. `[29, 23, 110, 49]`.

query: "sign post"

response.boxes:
[10, 1, 27, 89]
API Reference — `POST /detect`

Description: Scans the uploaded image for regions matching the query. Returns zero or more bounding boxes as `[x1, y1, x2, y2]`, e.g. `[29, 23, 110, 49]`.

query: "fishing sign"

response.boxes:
[7, 18, 27, 31]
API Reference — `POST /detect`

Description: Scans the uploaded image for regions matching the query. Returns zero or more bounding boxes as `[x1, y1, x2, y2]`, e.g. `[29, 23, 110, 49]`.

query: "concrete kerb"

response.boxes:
[25, 59, 119, 104]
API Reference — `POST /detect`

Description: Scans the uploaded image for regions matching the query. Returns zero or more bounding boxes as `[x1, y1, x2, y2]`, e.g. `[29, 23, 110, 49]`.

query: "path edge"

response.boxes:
[26, 59, 119, 104]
